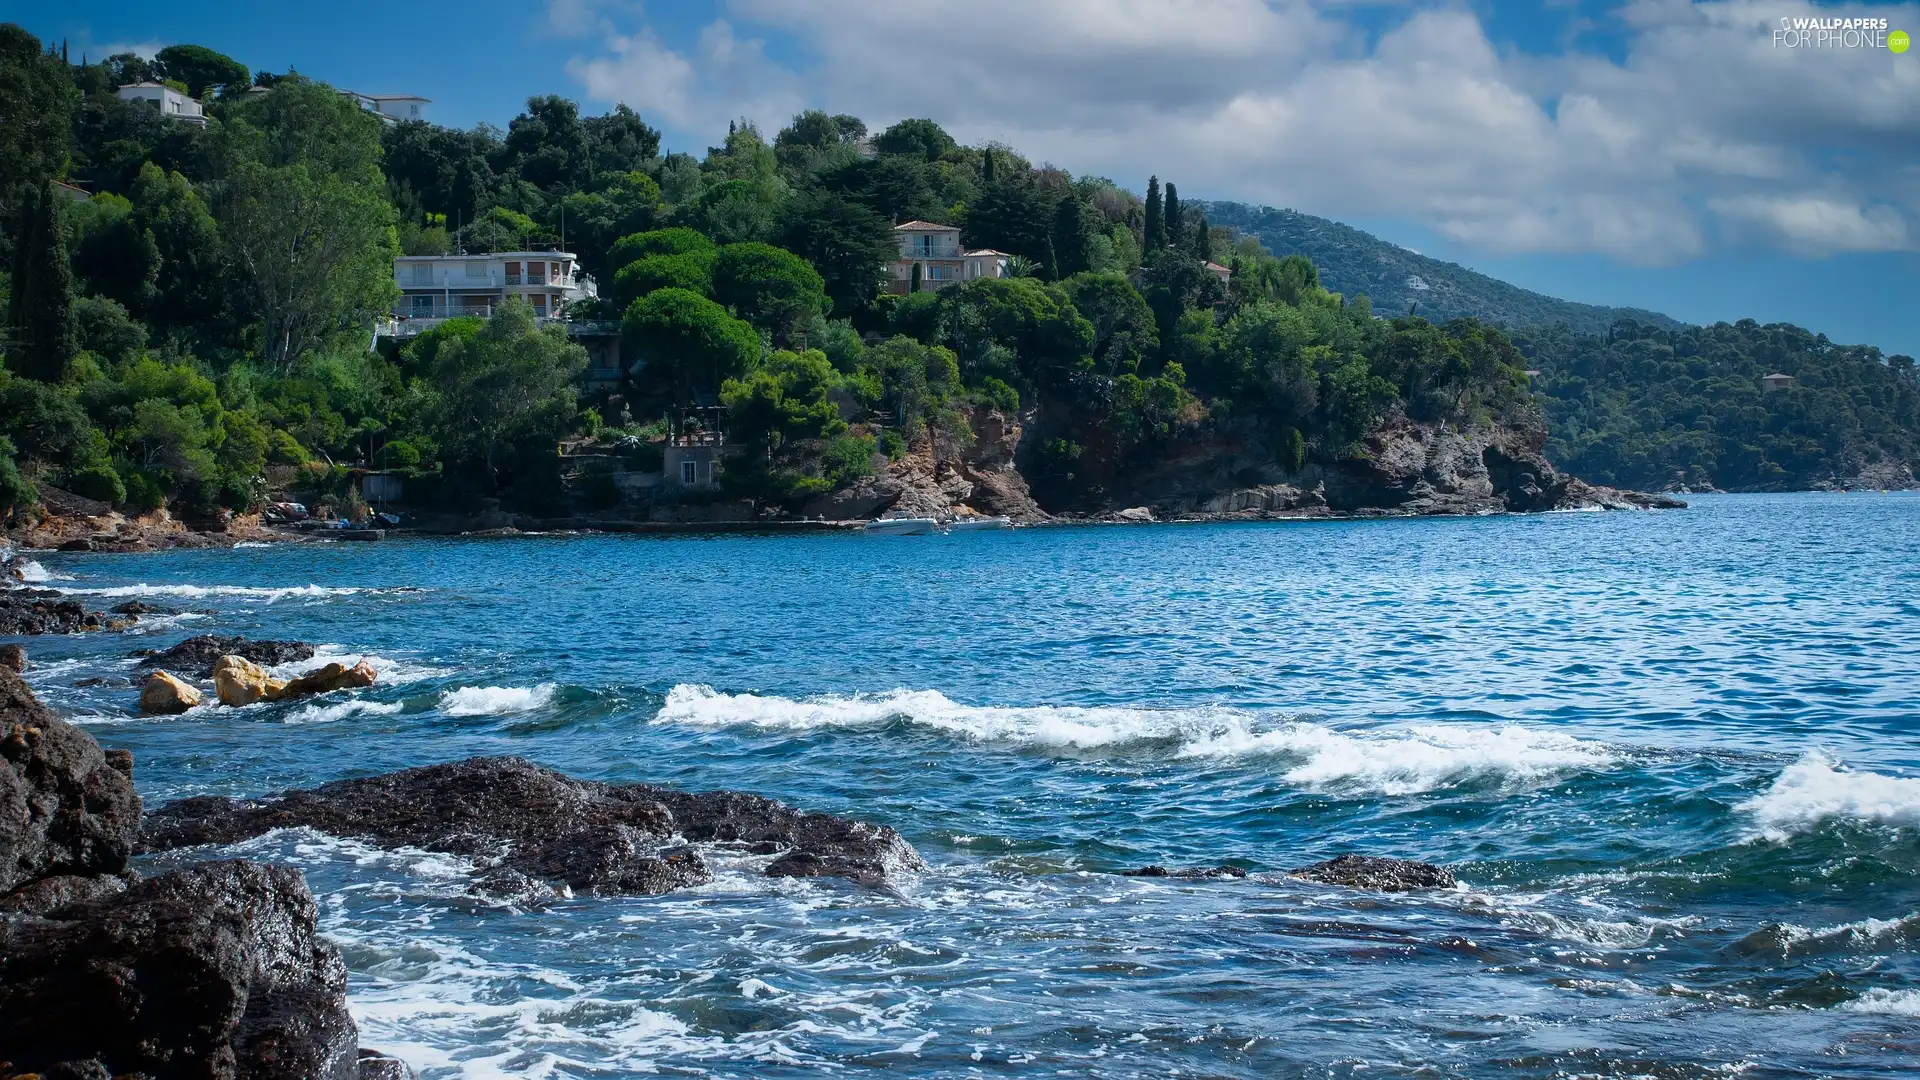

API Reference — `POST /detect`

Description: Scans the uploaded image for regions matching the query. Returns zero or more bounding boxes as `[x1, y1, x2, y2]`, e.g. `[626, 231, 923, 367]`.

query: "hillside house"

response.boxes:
[115, 82, 206, 126]
[889, 221, 1010, 294]
[1761, 373, 1796, 392]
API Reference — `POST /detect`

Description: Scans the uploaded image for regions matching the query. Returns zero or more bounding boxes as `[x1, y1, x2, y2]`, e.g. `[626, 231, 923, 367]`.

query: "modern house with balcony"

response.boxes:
[382, 251, 624, 382]
[240, 85, 428, 123]
[115, 82, 207, 126]
[888, 221, 1010, 294]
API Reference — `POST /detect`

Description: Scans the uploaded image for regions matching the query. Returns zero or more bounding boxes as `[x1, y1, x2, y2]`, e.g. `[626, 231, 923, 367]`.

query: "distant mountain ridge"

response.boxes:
[1203, 202, 1688, 338]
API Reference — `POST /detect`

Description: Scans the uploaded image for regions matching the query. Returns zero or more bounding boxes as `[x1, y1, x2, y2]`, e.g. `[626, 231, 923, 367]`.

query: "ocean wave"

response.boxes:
[440, 684, 557, 716]
[1739, 912, 1920, 957]
[275, 647, 451, 688]
[281, 698, 406, 726]
[657, 686, 1616, 794]
[1739, 753, 1920, 840]
[1843, 988, 1920, 1015]
[54, 582, 360, 602]
[10, 558, 69, 583]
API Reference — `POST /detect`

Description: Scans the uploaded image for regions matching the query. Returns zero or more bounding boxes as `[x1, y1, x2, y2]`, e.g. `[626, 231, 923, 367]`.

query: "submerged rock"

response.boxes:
[110, 599, 179, 616]
[139, 670, 203, 714]
[0, 667, 142, 893]
[143, 756, 925, 896]
[137, 635, 317, 678]
[0, 861, 359, 1079]
[1289, 854, 1456, 891]
[1121, 865, 1248, 879]
[279, 659, 377, 699]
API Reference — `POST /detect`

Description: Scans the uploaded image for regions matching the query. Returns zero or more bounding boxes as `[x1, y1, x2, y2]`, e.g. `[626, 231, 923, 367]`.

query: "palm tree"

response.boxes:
[1003, 254, 1040, 279]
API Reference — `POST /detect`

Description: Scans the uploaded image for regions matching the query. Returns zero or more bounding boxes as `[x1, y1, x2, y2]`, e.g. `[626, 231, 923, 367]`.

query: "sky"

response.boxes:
[19, 0, 1920, 356]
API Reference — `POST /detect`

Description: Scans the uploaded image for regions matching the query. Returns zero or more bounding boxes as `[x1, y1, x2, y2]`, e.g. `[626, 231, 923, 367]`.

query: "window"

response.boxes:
[411, 295, 432, 315]
[409, 104, 420, 117]
[680, 461, 697, 485]
[463, 261, 488, 280]
[526, 262, 546, 284]
[405, 264, 434, 286]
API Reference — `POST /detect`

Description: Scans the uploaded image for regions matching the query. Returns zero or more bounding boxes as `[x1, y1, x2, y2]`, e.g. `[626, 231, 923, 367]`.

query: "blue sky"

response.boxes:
[22, 0, 1920, 357]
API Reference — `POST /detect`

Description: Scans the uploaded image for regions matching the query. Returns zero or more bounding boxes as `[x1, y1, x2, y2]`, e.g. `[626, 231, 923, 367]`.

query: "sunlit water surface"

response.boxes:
[14, 492, 1920, 1078]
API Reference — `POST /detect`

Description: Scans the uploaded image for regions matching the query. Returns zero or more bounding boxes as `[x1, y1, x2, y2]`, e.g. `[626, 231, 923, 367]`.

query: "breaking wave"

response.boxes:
[54, 582, 361, 602]
[1843, 988, 1920, 1015]
[656, 686, 1617, 794]
[1738, 753, 1920, 840]
[281, 698, 406, 726]
[439, 684, 557, 716]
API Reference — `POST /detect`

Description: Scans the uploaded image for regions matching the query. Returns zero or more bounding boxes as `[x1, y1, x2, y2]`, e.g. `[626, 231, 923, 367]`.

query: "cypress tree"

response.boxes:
[1192, 210, 1211, 262]
[1164, 183, 1182, 250]
[7, 182, 77, 381]
[910, 261, 922, 293]
[982, 147, 996, 185]
[1049, 194, 1089, 279]
[1142, 176, 1163, 259]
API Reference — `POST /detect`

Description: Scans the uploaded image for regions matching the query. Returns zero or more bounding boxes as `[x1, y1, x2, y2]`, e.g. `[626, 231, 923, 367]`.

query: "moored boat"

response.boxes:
[863, 516, 937, 535]
[947, 516, 1013, 531]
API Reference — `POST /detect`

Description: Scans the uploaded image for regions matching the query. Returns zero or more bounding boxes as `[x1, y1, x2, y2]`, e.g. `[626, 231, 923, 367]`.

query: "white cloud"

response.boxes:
[559, 0, 1920, 262]
[94, 42, 167, 60]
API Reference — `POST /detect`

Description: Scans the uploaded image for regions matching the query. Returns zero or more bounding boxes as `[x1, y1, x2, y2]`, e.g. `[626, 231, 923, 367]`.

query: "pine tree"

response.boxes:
[1164, 183, 1182, 250]
[1191, 210, 1211, 262]
[1142, 176, 1164, 259]
[7, 182, 77, 381]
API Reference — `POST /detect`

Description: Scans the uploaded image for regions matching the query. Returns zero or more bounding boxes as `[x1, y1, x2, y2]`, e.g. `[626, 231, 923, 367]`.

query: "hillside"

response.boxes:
[1204, 202, 1687, 337]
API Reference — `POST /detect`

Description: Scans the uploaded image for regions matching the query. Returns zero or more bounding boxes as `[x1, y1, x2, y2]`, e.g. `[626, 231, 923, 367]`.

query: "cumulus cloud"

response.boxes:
[559, 0, 1920, 262]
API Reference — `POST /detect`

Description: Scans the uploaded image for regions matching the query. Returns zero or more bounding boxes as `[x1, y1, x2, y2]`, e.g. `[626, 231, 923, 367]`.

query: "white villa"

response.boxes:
[114, 82, 206, 126]
[388, 252, 597, 333]
[241, 85, 429, 123]
[889, 221, 1010, 294]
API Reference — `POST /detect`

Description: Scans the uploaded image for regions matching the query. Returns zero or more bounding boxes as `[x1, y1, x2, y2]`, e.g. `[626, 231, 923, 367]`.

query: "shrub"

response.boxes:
[67, 463, 127, 505]
[976, 376, 1020, 414]
[123, 470, 167, 515]
[822, 434, 877, 485]
[381, 439, 423, 469]
[877, 429, 908, 460]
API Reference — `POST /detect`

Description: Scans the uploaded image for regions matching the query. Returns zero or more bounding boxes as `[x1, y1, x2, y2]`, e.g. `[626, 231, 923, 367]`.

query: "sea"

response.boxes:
[10, 491, 1920, 1078]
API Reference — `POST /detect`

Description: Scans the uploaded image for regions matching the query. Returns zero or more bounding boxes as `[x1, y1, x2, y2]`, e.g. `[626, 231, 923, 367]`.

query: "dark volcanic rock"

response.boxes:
[358, 1049, 417, 1079]
[1121, 865, 1248, 879]
[1290, 854, 1456, 891]
[0, 860, 359, 1079]
[143, 756, 923, 896]
[137, 634, 317, 678]
[111, 599, 180, 616]
[0, 870, 131, 915]
[0, 667, 142, 892]
[0, 591, 114, 635]
[0, 643, 23, 673]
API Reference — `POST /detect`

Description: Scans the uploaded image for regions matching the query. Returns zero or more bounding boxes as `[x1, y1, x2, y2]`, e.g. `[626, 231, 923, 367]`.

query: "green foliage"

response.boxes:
[1520, 320, 1920, 490]
[712, 242, 827, 343]
[425, 300, 587, 489]
[612, 253, 714, 308]
[0, 436, 34, 515]
[8, 181, 78, 379]
[609, 226, 716, 272]
[874, 118, 956, 162]
[776, 189, 895, 316]
[153, 45, 249, 97]
[621, 287, 761, 399]
[67, 461, 125, 505]
[877, 429, 908, 460]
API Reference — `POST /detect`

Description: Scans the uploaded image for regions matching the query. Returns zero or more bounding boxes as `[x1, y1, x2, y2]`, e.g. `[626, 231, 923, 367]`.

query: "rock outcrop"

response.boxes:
[0, 667, 141, 893]
[143, 756, 925, 898]
[800, 406, 1047, 523]
[210, 655, 375, 707]
[1289, 854, 1457, 891]
[0, 590, 119, 635]
[0, 861, 361, 1079]
[0, 644, 23, 673]
[137, 635, 317, 678]
[139, 670, 204, 714]
[0, 662, 408, 1078]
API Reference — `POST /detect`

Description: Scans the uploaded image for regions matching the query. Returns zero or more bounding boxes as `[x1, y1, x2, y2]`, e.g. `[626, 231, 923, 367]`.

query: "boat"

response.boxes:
[863, 515, 937, 535]
[947, 516, 1013, 531]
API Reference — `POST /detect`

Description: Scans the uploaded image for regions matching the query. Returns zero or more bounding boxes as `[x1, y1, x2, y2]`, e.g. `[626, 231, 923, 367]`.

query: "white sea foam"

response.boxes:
[440, 684, 557, 716]
[657, 686, 1615, 794]
[1843, 988, 1920, 1015]
[1739, 753, 1920, 840]
[274, 647, 451, 688]
[55, 582, 360, 602]
[281, 698, 405, 726]
[11, 558, 68, 583]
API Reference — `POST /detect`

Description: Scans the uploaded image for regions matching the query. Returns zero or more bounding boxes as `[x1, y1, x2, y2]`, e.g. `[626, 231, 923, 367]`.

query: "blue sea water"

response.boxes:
[12, 491, 1920, 1078]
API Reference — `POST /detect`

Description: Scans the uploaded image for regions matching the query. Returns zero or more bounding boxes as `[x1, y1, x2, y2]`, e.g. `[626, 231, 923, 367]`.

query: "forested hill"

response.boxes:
[1203, 202, 1686, 338]
[1514, 320, 1920, 493]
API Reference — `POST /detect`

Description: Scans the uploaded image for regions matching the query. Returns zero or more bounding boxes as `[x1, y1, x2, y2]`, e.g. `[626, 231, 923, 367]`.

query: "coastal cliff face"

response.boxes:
[837, 407, 1680, 523]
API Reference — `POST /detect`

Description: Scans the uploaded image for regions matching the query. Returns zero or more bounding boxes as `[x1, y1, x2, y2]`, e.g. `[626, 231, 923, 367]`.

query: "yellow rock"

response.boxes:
[277, 660, 377, 699]
[212, 654, 288, 707]
[139, 671, 203, 715]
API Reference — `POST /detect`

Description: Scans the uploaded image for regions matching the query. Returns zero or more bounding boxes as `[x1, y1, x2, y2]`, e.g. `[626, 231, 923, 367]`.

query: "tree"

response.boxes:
[582, 104, 662, 178]
[7, 182, 77, 380]
[774, 110, 863, 173]
[69, 191, 161, 315]
[874, 118, 955, 161]
[380, 119, 500, 226]
[503, 95, 591, 195]
[723, 348, 844, 456]
[612, 253, 714, 309]
[610, 226, 717, 271]
[217, 82, 397, 370]
[711, 242, 827, 343]
[221, 161, 398, 371]
[621, 287, 761, 400]
[1163, 183, 1182, 251]
[1191, 209, 1211, 262]
[128, 163, 228, 337]
[153, 45, 250, 98]
[777, 190, 895, 316]
[1142, 176, 1164, 256]
[427, 301, 586, 489]
[1050, 194, 1094, 280]
[0, 26, 75, 227]
[1063, 273, 1157, 376]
